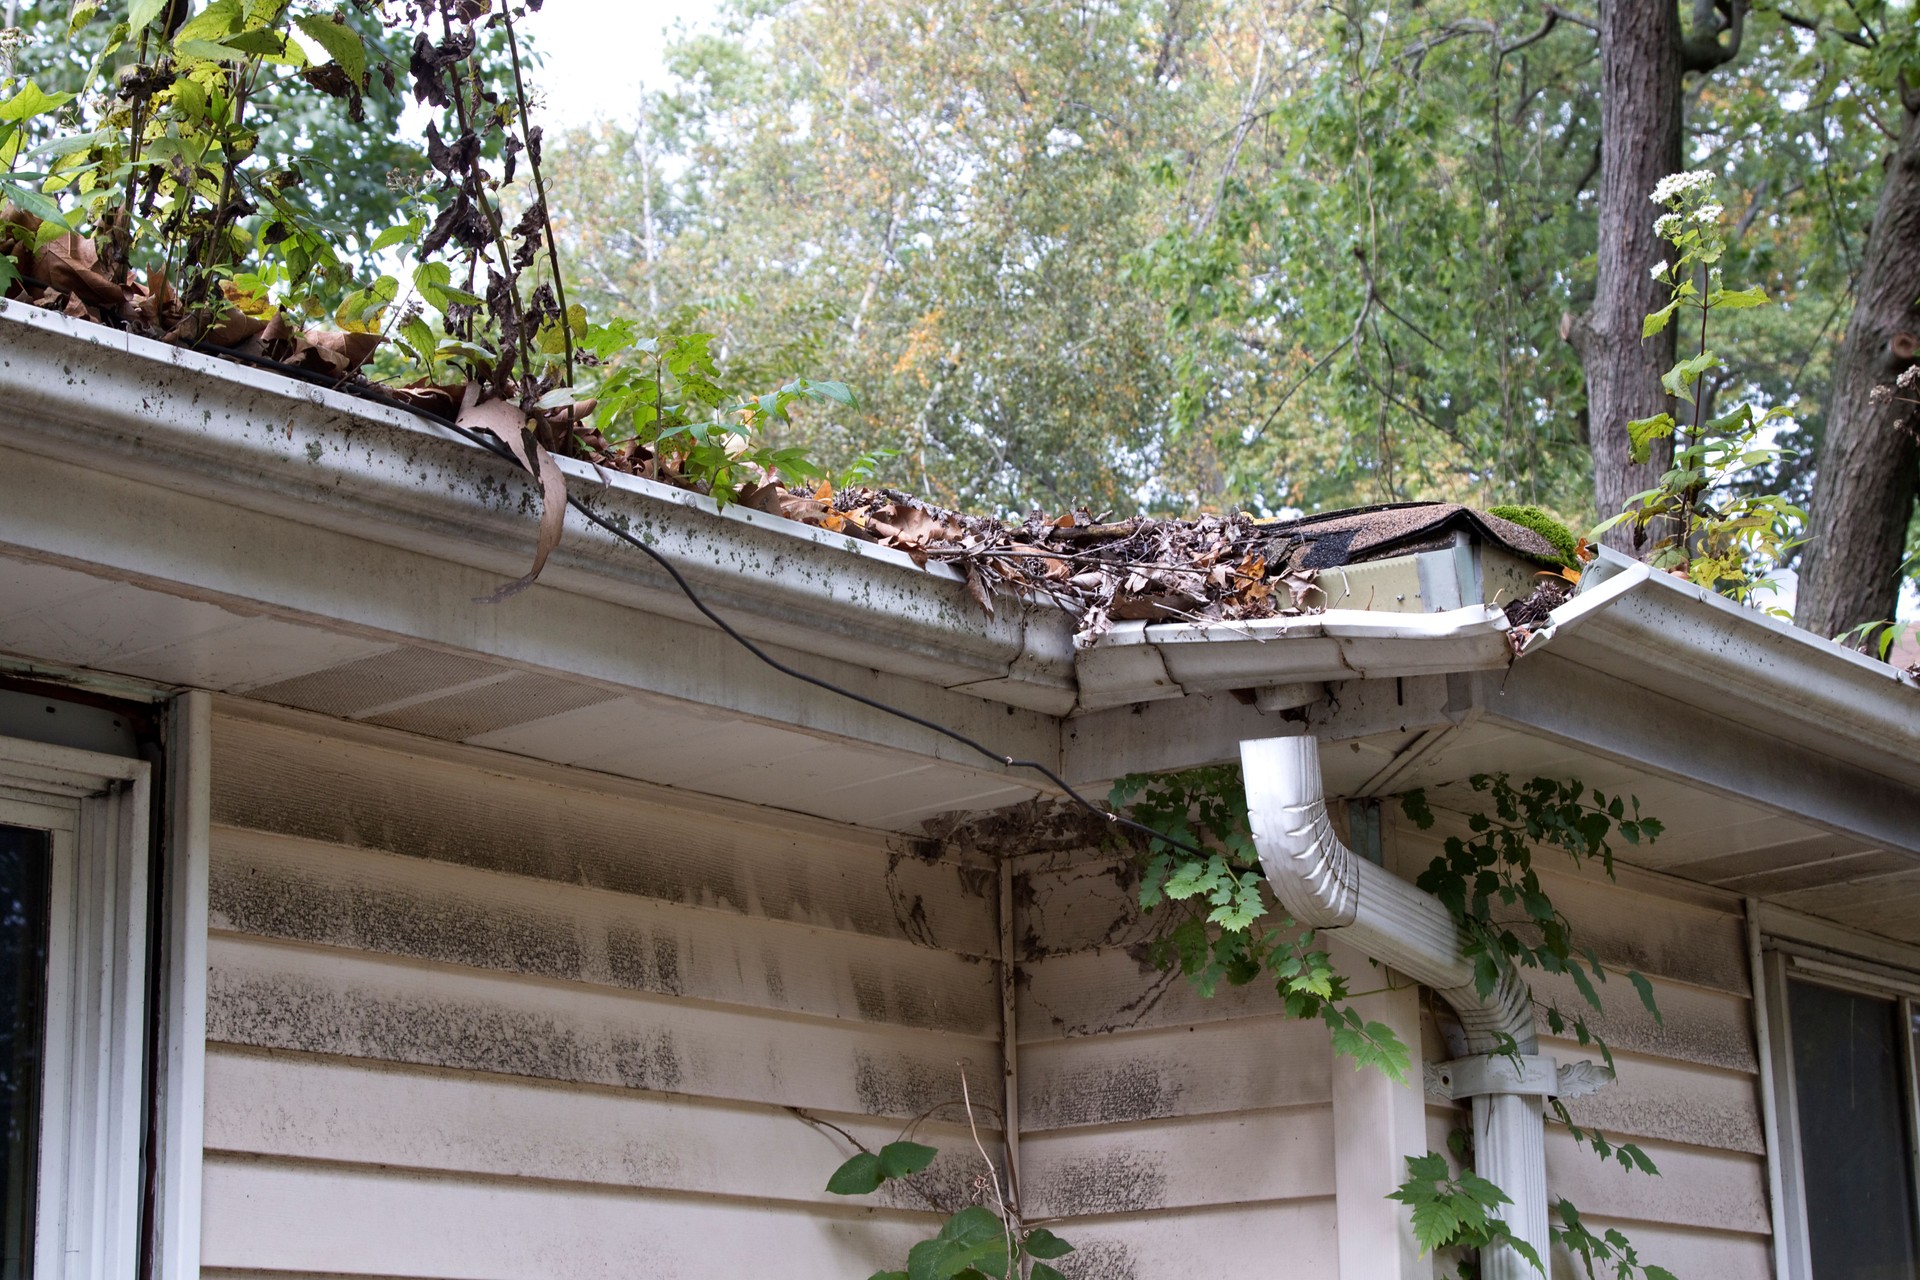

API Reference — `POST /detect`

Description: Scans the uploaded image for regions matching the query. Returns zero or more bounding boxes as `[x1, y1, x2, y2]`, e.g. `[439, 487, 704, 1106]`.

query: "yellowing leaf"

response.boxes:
[294, 13, 367, 85]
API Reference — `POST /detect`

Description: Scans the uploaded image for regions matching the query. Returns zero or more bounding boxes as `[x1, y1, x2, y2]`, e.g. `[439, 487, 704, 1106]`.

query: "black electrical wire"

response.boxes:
[207, 347, 1211, 860]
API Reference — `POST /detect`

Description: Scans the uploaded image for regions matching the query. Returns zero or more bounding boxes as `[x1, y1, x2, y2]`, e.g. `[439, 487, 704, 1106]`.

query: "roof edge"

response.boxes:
[0, 301, 1081, 714]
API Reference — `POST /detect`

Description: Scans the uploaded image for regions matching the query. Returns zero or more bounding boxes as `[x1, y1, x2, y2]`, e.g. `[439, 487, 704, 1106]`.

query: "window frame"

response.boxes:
[1760, 942, 1920, 1280]
[0, 734, 150, 1280]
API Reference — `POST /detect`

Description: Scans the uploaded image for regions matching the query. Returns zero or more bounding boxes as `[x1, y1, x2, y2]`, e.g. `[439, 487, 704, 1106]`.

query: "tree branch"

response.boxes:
[1681, 0, 1748, 72]
[1776, 8, 1872, 47]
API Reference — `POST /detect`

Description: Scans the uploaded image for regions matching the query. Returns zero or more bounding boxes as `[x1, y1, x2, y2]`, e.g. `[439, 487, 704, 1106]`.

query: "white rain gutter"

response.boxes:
[1077, 603, 1515, 711]
[1241, 734, 1559, 1280]
[0, 301, 1080, 714]
[1516, 548, 1920, 787]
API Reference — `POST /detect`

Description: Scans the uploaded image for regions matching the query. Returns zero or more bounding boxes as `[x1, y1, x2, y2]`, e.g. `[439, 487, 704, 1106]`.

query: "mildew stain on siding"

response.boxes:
[1023, 1057, 1186, 1128]
[1044, 1238, 1138, 1280]
[852, 1049, 987, 1119]
[209, 972, 604, 1084]
[1032, 1148, 1170, 1217]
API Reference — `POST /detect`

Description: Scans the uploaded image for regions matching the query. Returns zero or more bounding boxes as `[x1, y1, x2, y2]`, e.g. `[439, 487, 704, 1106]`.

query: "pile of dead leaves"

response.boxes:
[0, 212, 1328, 638]
[714, 484, 1326, 645]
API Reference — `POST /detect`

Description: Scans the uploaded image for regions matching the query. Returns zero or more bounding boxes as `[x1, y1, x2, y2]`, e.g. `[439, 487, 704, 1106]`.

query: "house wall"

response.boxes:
[192, 700, 1775, 1279]
[195, 702, 1006, 1280]
[1385, 807, 1774, 1280]
[1012, 843, 1343, 1278]
[1004, 804, 1774, 1280]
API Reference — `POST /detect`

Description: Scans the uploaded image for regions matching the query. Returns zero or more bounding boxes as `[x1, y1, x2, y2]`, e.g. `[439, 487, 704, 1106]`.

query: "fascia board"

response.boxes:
[0, 302, 1079, 713]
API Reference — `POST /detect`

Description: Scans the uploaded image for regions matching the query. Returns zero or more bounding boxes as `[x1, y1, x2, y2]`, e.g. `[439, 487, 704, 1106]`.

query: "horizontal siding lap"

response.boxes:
[1387, 819, 1750, 995]
[1544, 1040, 1764, 1155]
[1545, 1130, 1770, 1235]
[1018, 944, 1302, 1039]
[210, 826, 998, 1035]
[1528, 969, 1756, 1073]
[1548, 1215, 1772, 1279]
[211, 713, 998, 957]
[1020, 1107, 1334, 1217]
[1035, 1198, 1339, 1280]
[1019, 1017, 1332, 1129]
[203, 1045, 993, 1213]
[207, 933, 996, 1120]
[199, 1156, 935, 1280]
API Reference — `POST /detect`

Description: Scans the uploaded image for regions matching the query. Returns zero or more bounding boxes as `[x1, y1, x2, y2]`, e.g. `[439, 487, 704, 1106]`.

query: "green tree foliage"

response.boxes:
[0, 0, 449, 274]
[549, 0, 1200, 514]
[543, 0, 1917, 622]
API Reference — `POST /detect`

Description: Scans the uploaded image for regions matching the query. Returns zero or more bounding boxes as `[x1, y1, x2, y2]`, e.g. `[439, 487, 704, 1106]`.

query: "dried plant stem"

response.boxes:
[499, 0, 573, 385]
[442, 10, 533, 393]
[960, 1067, 1020, 1275]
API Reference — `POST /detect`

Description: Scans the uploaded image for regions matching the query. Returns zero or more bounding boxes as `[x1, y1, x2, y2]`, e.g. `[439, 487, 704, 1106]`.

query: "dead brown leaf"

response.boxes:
[965, 563, 996, 618]
[460, 386, 569, 603]
[33, 234, 127, 310]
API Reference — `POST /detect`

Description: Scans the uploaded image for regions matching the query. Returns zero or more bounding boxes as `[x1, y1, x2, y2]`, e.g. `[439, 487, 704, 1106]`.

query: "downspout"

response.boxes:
[1241, 735, 1555, 1280]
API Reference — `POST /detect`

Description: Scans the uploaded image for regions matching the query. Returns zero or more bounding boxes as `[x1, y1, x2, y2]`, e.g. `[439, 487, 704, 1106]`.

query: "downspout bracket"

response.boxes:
[1425, 1054, 1558, 1102]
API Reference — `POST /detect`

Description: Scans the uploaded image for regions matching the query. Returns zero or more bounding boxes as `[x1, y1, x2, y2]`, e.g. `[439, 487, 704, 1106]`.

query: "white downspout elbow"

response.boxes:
[1241, 735, 1552, 1280]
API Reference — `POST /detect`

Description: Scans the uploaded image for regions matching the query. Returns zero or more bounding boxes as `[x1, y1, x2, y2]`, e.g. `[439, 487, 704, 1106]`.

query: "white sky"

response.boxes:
[517, 1, 722, 131]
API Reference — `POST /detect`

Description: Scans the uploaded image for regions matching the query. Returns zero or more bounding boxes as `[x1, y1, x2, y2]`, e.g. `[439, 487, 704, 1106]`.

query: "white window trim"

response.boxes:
[152, 691, 209, 1280]
[0, 733, 150, 1280]
[1757, 941, 1920, 1280]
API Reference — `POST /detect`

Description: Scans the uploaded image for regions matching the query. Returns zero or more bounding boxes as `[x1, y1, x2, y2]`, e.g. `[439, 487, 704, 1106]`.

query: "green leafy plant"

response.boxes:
[1393, 1153, 1677, 1280]
[1555, 1197, 1677, 1280]
[0, 0, 851, 588]
[566, 323, 851, 503]
[1594, 171, 1805, 609]
[1404, 775, 1664, 1076]
[1832, 552, 1920, 665]
[819, 1073, 1074, 1280]
[1110, 765, 1411, 1080]
[1111, 763, 1675, 1275]
[1389, 1149, 1543, 1274]
[1391, 776, 1672, 1275]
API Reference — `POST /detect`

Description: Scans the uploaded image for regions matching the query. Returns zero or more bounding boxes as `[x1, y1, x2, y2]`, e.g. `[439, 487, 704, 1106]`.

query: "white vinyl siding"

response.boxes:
[198, 705, 1001, 1280]
[1012, 843, 1341, 1277]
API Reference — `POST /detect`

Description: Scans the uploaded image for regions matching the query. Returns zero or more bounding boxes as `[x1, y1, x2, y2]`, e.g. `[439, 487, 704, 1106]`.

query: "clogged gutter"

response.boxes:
[0, 229, 1568, 646]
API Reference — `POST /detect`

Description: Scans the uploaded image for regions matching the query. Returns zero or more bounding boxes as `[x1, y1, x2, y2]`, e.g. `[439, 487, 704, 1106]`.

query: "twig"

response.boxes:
[1251, 316, 1364, 440]
[958, 1068, 1019, 1262]
[500, 1, 573, 386]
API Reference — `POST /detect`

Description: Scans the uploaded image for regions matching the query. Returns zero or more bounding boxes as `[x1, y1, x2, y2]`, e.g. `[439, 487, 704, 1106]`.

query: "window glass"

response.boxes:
[1789, 978, 1920, 1280]
[0, 828, 47, 1280]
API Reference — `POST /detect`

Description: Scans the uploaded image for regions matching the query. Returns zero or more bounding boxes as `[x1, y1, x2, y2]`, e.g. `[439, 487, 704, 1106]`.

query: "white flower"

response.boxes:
[1654, 213, 1684, 239]
[1650, 259, 1669, 279]
[1693, 203, 1723, 224]
[1650, 170, 1715, 204]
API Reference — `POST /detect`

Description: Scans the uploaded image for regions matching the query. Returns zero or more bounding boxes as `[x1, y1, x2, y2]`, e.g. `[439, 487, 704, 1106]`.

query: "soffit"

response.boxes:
[0, 553, 1046, 832]
[1353, 718, 1920, 949]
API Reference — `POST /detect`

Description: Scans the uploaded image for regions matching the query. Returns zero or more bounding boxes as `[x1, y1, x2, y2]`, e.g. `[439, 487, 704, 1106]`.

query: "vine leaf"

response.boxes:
[905, 1205, 1010, 1280]
[294, 13, 368, 87]
[1023, 1228, 1073, 1260]
[825, 1152, 886, 1196]
[878, 1141, 938, 1179]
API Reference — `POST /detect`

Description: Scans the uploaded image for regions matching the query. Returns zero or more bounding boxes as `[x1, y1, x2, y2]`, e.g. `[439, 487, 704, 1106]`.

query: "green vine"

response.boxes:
[817, 1072, 1076, 1280]
[1109, 764, 1412, 1080]
[1109, 764, 1678, 1277]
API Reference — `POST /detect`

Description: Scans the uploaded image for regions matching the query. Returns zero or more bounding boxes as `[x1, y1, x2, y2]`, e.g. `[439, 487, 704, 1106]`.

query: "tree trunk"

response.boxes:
[1795, 110, 1920, 640]
[1568, 0, 1684, 550]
